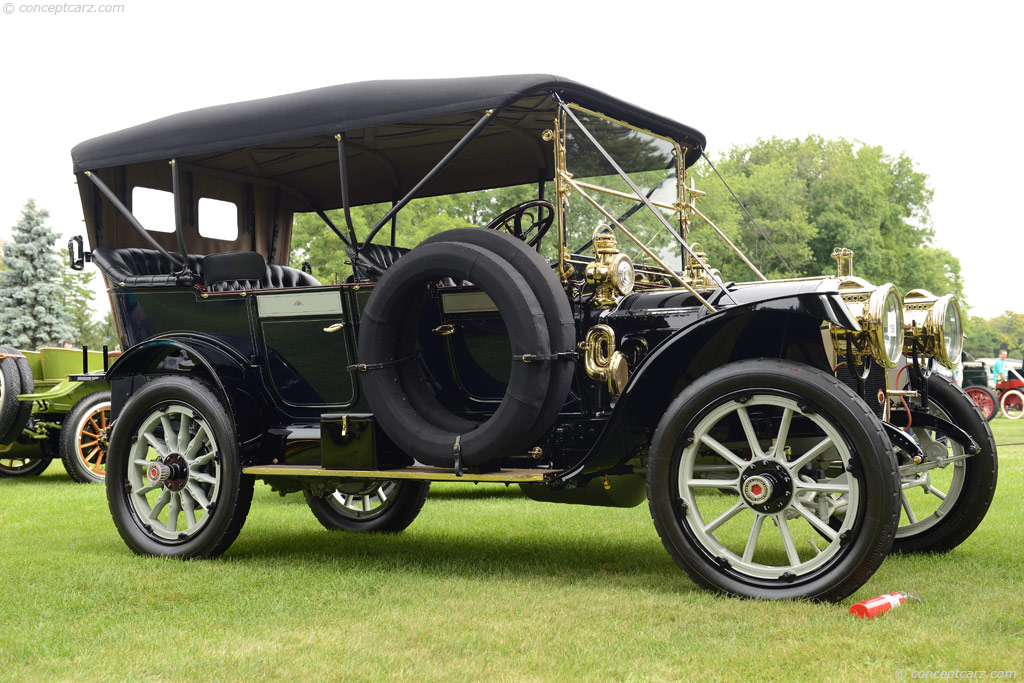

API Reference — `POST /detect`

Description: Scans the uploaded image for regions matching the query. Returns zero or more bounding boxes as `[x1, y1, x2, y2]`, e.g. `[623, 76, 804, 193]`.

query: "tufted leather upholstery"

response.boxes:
[352, 243, 468, 287]
[352, 244, 410, 282]
[91, 247, 320, 291]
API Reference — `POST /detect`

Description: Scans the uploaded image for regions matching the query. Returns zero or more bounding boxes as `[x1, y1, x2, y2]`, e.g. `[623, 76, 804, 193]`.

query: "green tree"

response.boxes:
[964, 312, 1024, 360]
[61, 264, 97, 345]
[0, 200, 73, 348]
[289, 184, 546, 282]
[81, 312, 118, 352]
[689, 137, 963, 299]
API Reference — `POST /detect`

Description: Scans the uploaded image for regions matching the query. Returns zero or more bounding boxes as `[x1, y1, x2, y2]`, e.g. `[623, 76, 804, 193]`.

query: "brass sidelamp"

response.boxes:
[584, 225, 635, 308]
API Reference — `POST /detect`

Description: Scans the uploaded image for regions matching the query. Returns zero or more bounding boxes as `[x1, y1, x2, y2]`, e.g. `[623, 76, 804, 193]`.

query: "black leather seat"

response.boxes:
[353, 244, 409, 282]
[353, 243, 468, 287]
[91, 247, 320, 291]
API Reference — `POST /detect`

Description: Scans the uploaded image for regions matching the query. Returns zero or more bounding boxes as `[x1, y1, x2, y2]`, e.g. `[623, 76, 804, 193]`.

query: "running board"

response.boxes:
[242, 464, 562, 483]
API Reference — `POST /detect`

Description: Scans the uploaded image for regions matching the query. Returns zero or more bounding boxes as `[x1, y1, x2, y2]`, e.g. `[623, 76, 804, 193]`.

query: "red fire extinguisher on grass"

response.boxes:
[849, 592, 920, 618]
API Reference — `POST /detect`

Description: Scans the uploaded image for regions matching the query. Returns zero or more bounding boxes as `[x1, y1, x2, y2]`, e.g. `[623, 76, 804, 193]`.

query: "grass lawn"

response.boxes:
[2, 420, 1023, 681]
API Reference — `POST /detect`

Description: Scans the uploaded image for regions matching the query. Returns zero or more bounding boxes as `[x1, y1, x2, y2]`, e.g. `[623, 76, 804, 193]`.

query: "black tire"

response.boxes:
[891, 375, 997, 553]
[105, 376, 253, 558]
[358, 240, 553, 467]
[964, 385, 998, 422]
[0, 449, 50, 477]
[304, 480, 430, 532]
[0, 345, 32, 445]
[647, 359, 900, 602]
[60, 390, 112, 483]
[420, 228, 575, 452]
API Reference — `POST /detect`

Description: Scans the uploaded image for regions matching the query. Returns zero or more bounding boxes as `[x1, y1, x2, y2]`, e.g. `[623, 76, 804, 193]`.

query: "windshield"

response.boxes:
[561, 107, 685, 271]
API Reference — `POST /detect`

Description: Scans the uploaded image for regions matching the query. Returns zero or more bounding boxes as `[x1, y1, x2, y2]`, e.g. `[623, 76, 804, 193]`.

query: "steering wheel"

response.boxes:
[483, 200, 555, 248]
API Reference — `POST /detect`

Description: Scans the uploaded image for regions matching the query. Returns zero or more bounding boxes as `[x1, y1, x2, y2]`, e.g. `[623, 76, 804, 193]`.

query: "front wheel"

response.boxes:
[304, 480, 429, 532]
[891, 375, 997, 553]
[105, 376, 253, 558]
[647, 359, 900, 602]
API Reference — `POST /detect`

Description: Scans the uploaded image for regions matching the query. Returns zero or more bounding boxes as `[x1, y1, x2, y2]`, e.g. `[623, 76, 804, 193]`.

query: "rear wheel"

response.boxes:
[105, 376, 253, 558]
[304, 480, 429, 532]
[1000, 389, 1024, 420]
[60, 391, 112, 483]
[964, 386, 998, 421]
[647, 359, 899, 602]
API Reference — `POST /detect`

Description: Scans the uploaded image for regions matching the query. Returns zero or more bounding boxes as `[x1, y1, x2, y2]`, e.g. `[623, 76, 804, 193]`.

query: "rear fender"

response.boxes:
[105, 336, 268, 444]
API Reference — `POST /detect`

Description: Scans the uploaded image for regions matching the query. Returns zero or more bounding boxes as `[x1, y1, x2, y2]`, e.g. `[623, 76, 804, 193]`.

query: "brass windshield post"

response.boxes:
[548, 110, 573, 281]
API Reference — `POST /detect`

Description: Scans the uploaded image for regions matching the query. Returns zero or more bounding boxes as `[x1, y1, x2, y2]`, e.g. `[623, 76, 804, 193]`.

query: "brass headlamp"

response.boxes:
[829, 249, 904, 369]
[585, 225, 635, 308]
[902, 289, 963, 368]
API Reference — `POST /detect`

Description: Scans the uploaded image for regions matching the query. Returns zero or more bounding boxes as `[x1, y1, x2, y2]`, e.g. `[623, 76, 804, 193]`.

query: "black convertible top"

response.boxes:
[71, 75, 706, 174]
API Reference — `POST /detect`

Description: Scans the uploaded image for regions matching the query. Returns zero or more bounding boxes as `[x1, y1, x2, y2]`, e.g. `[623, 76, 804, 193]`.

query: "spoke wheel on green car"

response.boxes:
[60, 391, 112, 483]
[0, 456, 50, 477]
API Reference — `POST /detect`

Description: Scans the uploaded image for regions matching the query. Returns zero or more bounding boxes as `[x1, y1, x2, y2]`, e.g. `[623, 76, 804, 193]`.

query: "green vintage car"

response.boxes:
[0, 345, 112, 482]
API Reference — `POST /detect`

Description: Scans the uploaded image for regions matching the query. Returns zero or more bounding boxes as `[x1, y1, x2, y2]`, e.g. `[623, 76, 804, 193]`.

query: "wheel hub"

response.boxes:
[740, 459, 793, 513]
[146, 454, 189, 491]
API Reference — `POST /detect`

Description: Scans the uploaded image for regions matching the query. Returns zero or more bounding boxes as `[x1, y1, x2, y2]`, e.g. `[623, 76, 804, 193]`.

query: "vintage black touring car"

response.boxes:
[70, 75, 995, 601]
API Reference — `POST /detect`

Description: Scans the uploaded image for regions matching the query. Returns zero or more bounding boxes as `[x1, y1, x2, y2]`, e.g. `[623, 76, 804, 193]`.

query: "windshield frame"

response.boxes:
[553, 102, 727, 310]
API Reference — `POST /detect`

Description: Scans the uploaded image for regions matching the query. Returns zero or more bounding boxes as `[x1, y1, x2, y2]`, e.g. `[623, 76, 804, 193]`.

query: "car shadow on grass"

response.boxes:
[221, 524, 694, 594]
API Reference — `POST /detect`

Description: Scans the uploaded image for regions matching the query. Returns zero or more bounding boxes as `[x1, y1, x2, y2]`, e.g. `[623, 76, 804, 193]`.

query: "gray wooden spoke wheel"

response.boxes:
[647, 359, 900, 602]
[105, 376, 253, 558]
[305, 479, 429, 533]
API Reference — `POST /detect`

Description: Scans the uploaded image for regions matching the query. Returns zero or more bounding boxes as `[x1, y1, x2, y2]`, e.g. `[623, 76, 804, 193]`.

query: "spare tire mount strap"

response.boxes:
[348, 356, 415, 373]
[513, 352, 576, 363]
[453, 435, 463, 477]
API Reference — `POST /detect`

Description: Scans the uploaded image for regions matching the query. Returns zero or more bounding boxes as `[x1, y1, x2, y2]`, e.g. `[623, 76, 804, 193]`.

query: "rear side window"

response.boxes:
[198, 198, 239, 241]
[131, 187, 175, 233]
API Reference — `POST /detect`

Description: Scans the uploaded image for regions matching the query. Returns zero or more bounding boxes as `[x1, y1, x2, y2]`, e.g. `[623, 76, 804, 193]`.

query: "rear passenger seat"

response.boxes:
[91, 247, 320, 291]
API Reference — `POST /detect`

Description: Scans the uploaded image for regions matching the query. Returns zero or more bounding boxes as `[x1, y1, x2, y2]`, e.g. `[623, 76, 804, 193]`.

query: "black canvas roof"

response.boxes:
[71, 75, 706, 174]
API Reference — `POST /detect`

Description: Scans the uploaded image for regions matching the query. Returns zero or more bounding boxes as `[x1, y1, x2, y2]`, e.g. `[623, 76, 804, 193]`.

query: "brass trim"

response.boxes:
[560, 171, 717, 312]
[583, 324, 629, 398]
[573, 180, 679, 212]
[902, 290, 962, 368]
[242, 464, 560, 483]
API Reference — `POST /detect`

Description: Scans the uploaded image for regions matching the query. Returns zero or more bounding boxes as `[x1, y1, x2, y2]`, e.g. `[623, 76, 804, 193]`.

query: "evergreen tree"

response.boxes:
[0, 200, 73, 348]
[60, 264, 98, 345]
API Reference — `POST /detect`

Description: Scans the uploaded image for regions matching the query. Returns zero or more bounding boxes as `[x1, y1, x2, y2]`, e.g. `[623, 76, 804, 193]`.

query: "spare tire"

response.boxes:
[0, 345, 33, 445]
[358, 241, 553, 468]
[420, 228, 575, 452]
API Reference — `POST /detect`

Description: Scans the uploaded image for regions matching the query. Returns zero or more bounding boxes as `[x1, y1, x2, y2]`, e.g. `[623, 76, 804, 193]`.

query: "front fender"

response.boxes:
[558, 294, 848, 482]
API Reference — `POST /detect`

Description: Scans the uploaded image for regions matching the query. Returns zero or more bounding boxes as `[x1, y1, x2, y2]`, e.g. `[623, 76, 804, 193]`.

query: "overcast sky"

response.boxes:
[0, 0, 1018, 317]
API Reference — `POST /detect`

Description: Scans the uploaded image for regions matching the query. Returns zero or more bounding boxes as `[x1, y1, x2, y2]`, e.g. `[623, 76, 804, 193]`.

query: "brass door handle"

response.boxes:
[323, 323, 345, 333]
